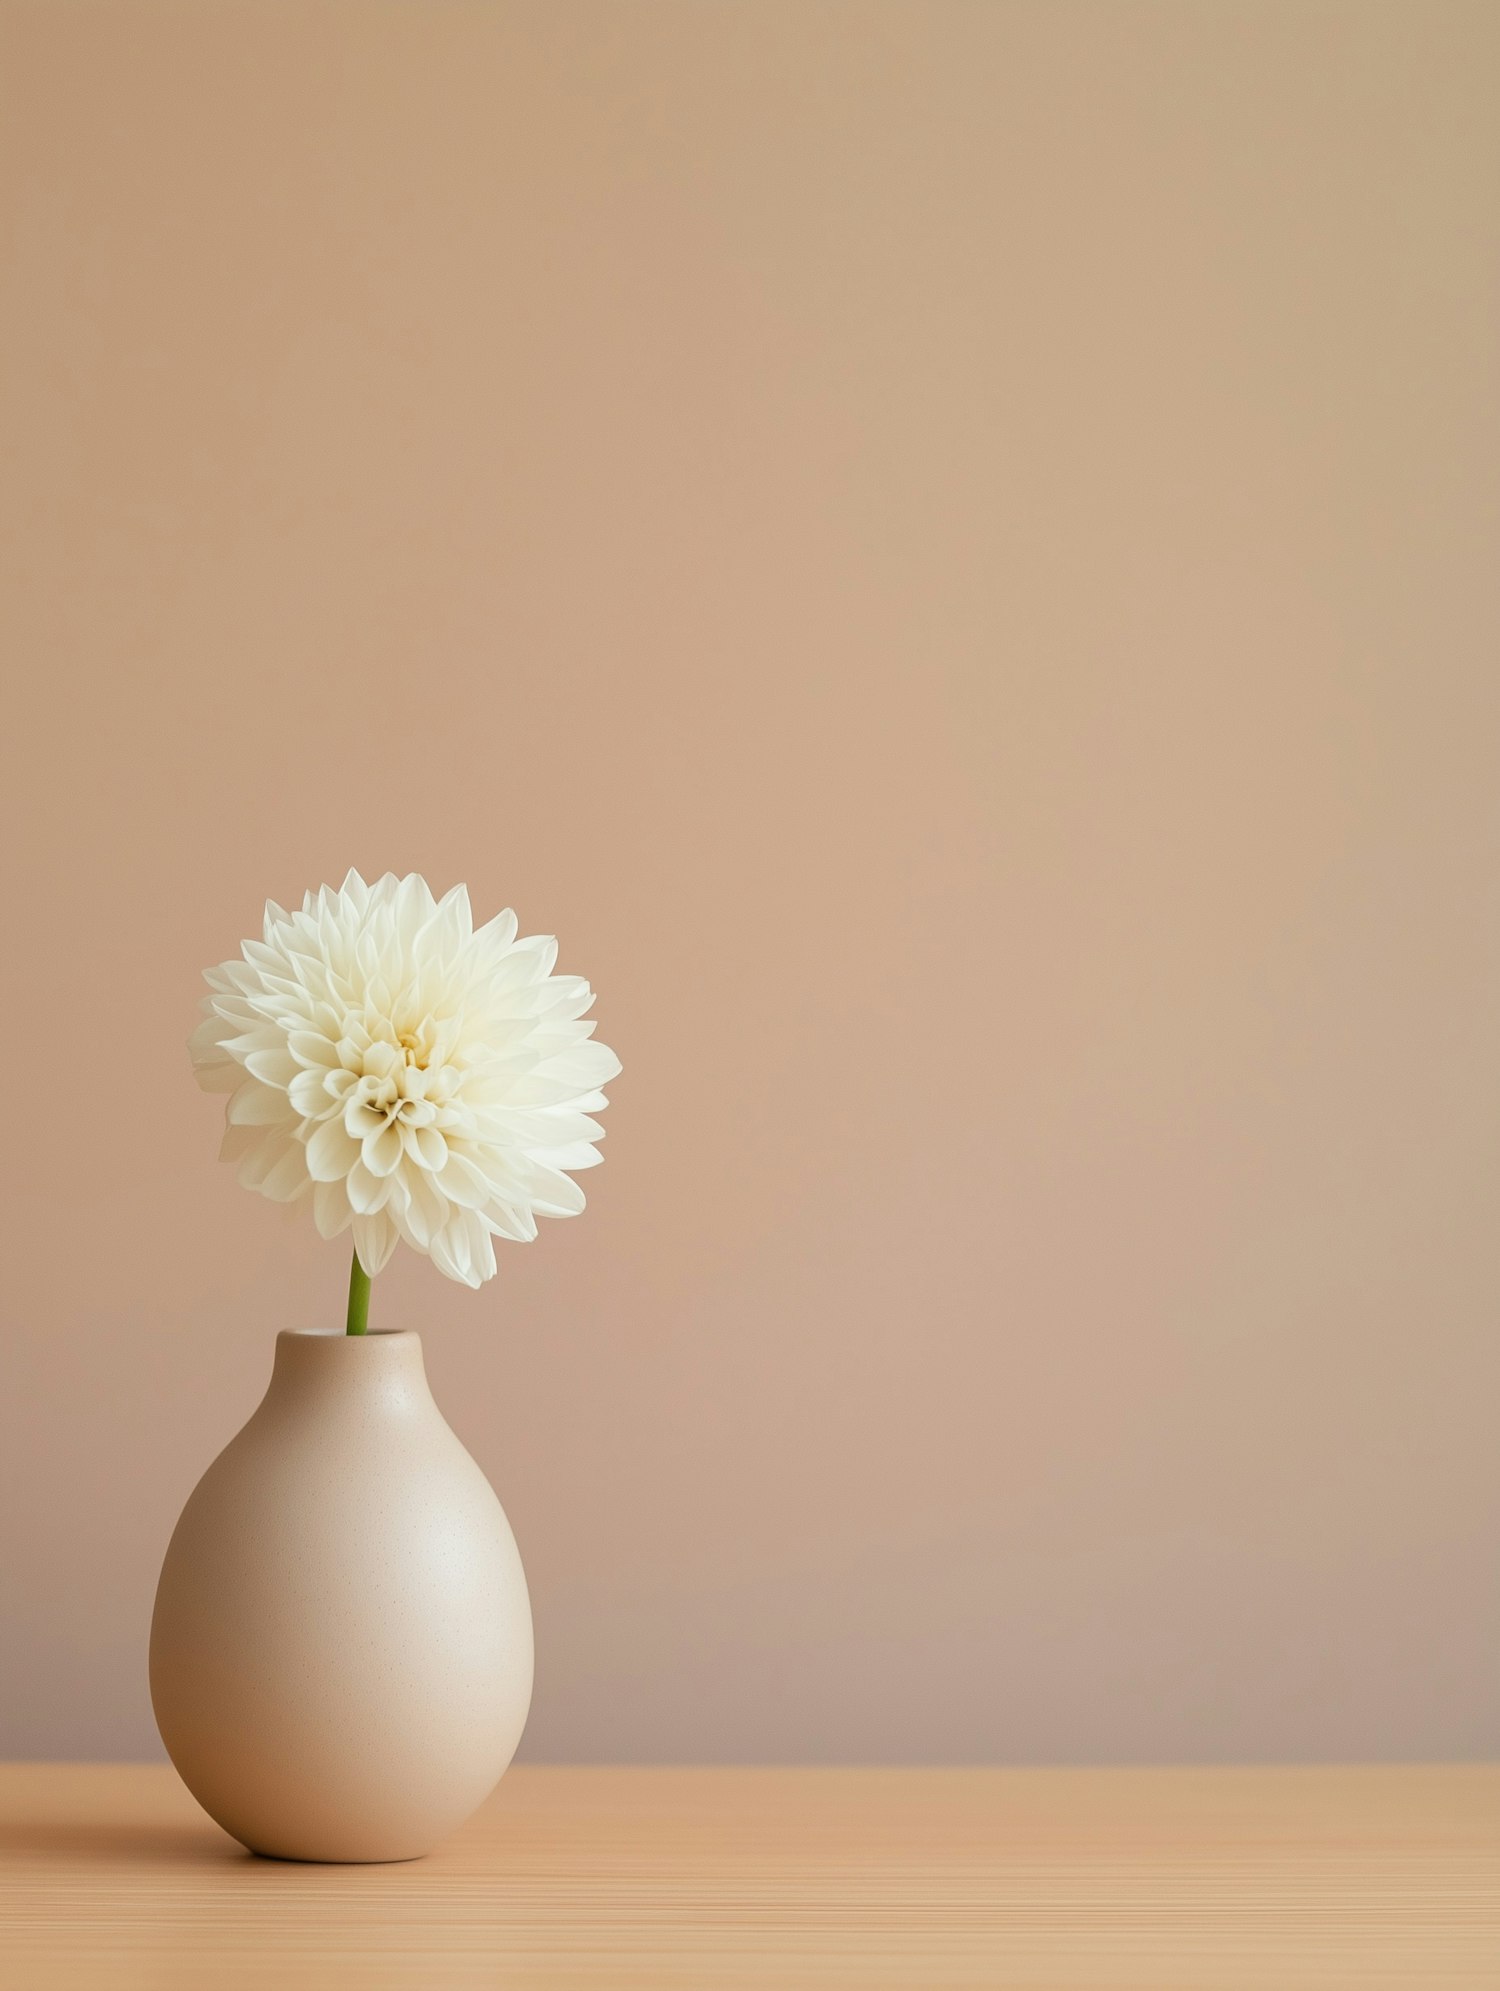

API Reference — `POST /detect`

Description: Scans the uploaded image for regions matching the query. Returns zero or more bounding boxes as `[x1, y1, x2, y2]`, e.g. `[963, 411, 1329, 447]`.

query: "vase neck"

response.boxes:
[263, 1328, 432, 1425]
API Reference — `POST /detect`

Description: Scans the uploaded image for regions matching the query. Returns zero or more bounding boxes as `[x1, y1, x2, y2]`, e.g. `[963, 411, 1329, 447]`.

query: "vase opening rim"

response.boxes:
[278, 1327, 420, 1342]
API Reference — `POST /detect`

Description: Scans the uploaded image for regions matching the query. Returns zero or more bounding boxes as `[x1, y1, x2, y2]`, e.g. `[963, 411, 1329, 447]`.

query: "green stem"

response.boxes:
[346, 1247, 372, 1336]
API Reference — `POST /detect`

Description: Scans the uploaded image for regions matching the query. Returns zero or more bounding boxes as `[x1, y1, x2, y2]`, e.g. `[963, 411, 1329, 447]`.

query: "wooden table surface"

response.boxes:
[1, 1763, 1496, 1987]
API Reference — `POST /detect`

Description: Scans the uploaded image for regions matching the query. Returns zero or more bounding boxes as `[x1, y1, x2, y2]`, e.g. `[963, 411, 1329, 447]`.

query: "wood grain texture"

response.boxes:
[0, 1764, 1496, 1988]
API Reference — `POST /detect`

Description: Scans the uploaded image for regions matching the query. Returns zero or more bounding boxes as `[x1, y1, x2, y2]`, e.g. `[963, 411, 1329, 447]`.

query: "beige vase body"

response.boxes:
[150, 1327, 533, 1862]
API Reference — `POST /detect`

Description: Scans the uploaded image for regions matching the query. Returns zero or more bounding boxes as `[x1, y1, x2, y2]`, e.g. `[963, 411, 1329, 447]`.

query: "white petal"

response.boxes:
[228, 1081, 296, 1127]
[259, 1144, 310, 1203]
[404, 1123, 448, 1171]
[437, 1152, 491, 1209]
[429, 1220, 473, 1285]
[471, 907, 518, 958]
[532, 1142, 603, 1171]
[344, 1098, 385, 1139]
[237, 1129, 292, 1190]
[534, 977, 595, 1021]
[346, 1159, 393, 1213]
[502, 1066, 608, 1109]
[473, 1149, 531, 1199]
[306, 1118, 361, 1183]
[244, 1045, 299, 1089]
[188, 1015, 229, 1066]
[397, 1167, 448, 1248]
[287, 1069, 328, 1117]
[485, 1201, 538, 1242]
[490, 935, 559, 995]
[460, 1210, 497, 1284]
[187, 1013, 241, 1090]
[525, 1162, 587, 1217]
[478, 1108, 605, 1149]
[557, 1040, 621, 1088]
[338, 867, 369, 910]
[352, 1213, 398, 1276]
[288, 1030, 341, 1069]
[362, 1122, 404, 1177]
[313, 1180, 352, 1239]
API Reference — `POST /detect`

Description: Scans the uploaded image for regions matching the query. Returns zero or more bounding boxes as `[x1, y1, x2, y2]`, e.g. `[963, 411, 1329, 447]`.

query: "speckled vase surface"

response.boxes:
[150, 1327, 533, 1863]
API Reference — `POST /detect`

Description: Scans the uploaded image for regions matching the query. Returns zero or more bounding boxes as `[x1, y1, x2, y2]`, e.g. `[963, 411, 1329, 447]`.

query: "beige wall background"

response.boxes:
[2, 0, 1497, 1764]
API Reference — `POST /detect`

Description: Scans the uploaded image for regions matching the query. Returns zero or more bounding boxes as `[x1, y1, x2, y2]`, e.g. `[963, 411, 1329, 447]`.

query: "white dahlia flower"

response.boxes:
[189, 870, 620, 1295]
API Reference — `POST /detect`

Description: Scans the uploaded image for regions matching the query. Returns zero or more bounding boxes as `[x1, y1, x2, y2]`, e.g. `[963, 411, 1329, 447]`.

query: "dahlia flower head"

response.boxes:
[189, 870, 621, 1288]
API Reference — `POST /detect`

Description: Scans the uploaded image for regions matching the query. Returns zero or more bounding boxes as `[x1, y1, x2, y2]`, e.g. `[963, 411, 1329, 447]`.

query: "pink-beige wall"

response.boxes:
[2, 1, 1497, 1763]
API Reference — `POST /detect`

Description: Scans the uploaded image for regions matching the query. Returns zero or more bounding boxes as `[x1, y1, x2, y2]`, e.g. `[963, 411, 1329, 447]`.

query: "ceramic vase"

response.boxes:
[150, 1327, 532, 1862]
